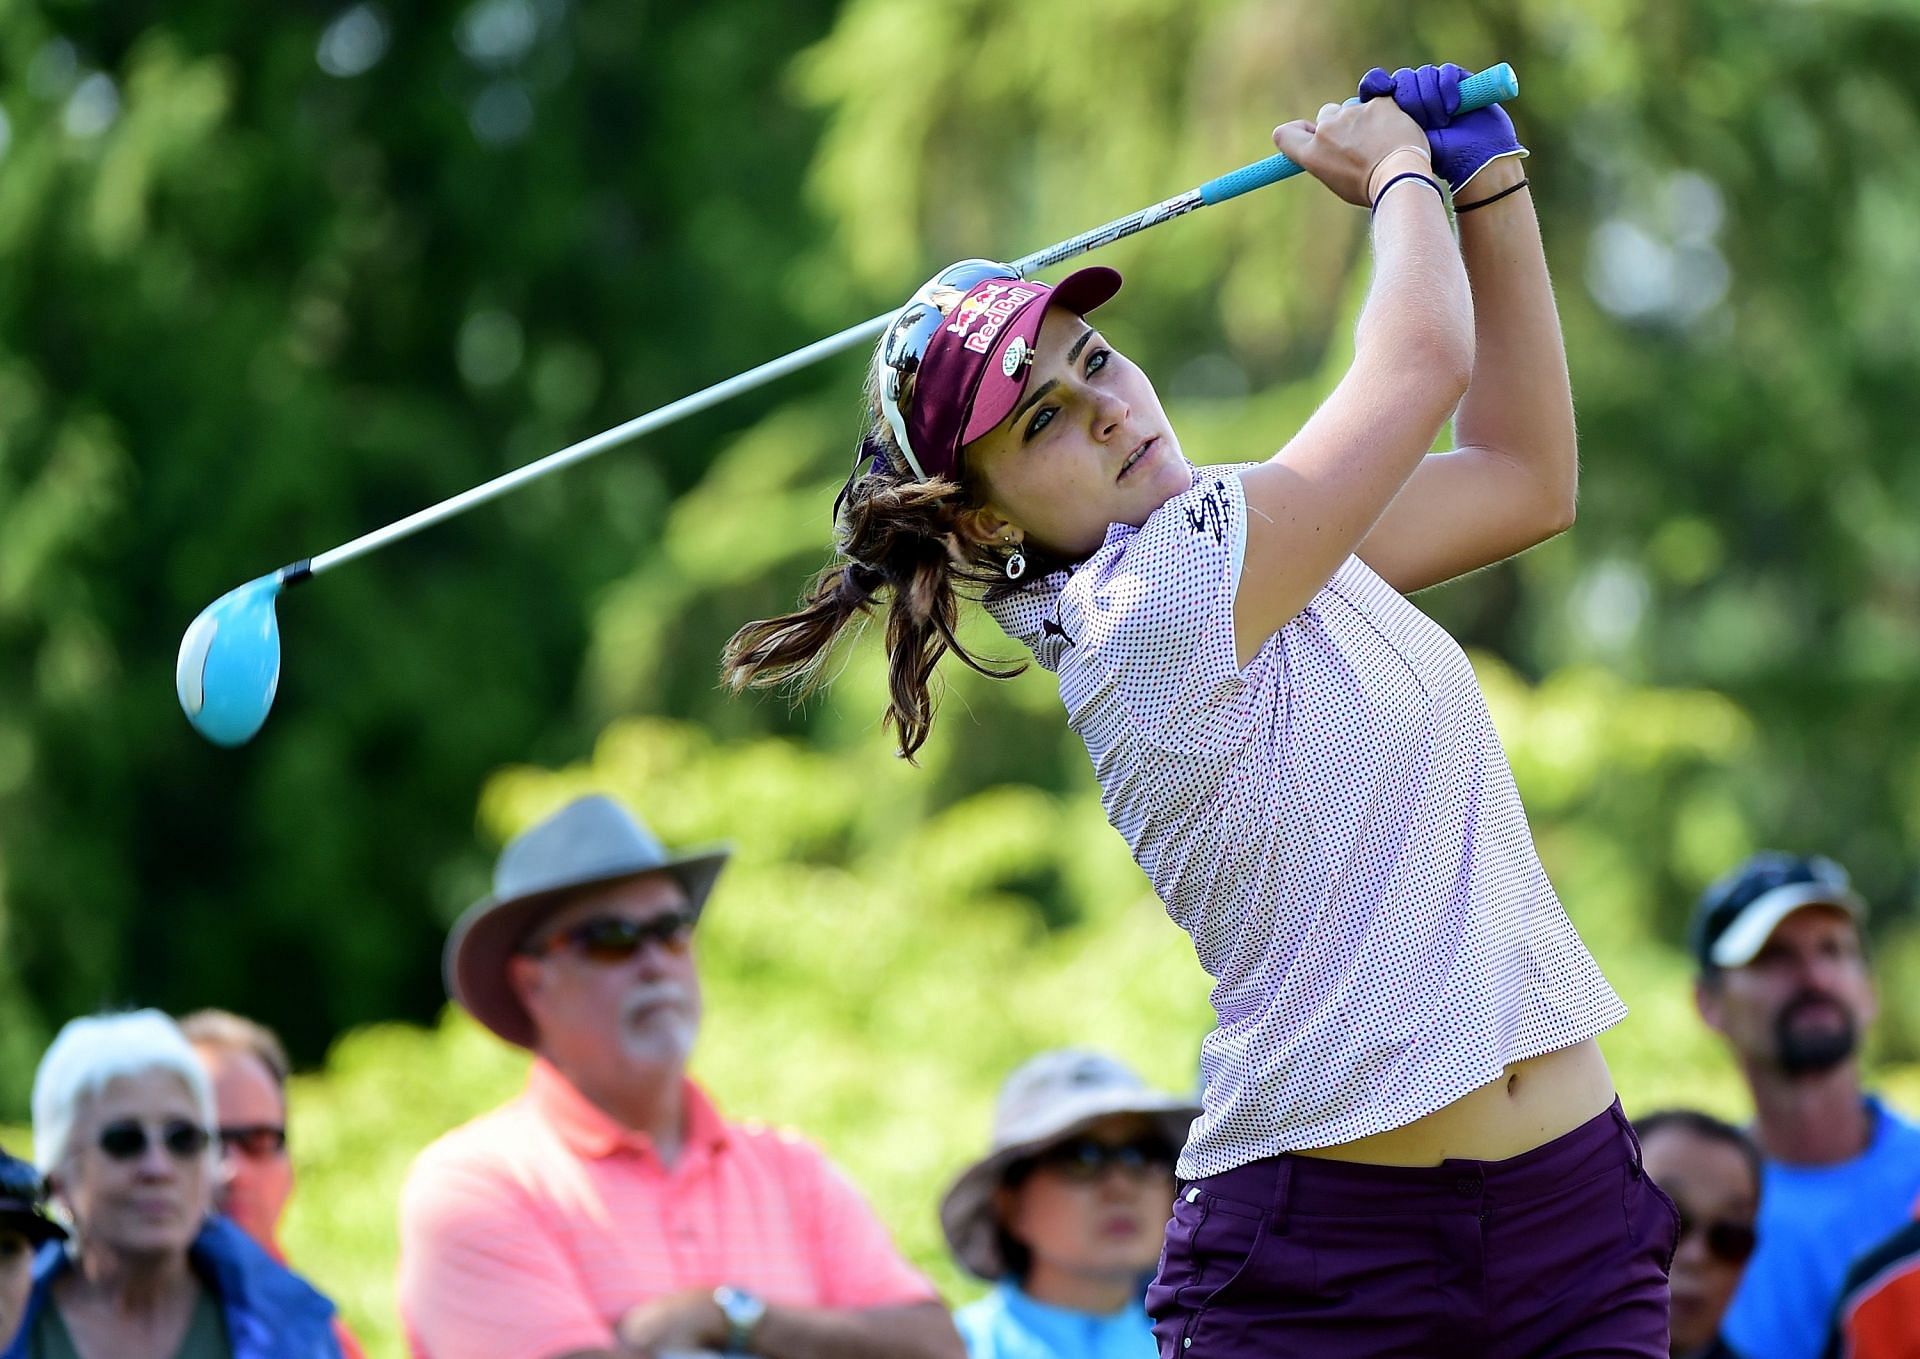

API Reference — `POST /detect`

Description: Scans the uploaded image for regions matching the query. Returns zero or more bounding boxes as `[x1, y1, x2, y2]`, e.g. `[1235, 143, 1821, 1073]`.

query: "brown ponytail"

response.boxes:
[721, 376, 1034, 761]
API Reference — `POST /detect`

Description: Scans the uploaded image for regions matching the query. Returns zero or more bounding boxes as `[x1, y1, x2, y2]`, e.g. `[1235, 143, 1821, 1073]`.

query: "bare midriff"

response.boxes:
[1289, 1038, 1616, 1167]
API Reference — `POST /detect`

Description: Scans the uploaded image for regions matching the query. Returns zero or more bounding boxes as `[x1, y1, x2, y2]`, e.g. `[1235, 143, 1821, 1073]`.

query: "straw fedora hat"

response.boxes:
[444, 794, 730, 1048]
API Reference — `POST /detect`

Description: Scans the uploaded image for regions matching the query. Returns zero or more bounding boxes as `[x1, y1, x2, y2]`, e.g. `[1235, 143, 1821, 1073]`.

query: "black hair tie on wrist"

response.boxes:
[1454, 177, 1530, 214]
[1370, 171, 1445, 216]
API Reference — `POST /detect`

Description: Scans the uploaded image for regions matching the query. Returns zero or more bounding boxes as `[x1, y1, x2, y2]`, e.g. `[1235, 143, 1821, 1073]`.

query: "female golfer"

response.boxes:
[727, 65, 1674, 1356]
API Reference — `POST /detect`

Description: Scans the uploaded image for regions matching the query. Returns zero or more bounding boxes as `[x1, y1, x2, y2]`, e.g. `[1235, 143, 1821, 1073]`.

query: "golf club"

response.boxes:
[176, 63, 1519, 746]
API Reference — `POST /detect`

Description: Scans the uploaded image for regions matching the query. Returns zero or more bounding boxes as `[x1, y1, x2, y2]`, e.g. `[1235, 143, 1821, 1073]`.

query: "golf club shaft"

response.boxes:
[301, 312, 889, 578]
[297, 62, 1516, 581]
[1012, 62, 1516, 271]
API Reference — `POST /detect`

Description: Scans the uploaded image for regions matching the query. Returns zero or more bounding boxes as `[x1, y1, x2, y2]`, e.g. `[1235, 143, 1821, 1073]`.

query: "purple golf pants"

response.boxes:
[1147, 1100, 1678, 1358]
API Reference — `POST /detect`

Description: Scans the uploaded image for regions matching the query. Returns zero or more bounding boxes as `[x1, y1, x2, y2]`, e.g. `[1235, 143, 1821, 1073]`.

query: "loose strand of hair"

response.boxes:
[724, 410, 1031, 759]
[721, 562, 873, 698]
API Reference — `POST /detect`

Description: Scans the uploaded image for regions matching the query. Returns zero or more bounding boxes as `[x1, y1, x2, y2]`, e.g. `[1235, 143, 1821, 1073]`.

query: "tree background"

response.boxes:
[4, 0, 1920, 1352]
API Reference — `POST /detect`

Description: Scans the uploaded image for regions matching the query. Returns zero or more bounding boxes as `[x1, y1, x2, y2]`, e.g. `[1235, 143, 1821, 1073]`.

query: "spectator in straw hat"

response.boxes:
[0, 1147, 64, 1349]
[942, 1050, 1197, 1359]
[398, 793, 962, 1359]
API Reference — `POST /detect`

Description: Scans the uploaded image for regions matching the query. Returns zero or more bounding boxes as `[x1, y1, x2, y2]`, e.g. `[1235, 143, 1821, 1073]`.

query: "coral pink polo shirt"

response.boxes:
[397, 1060, 937, 1359]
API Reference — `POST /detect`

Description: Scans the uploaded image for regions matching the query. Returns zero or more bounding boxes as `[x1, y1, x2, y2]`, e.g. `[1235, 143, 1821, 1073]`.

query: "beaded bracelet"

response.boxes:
[1370, 171, 1445, 216]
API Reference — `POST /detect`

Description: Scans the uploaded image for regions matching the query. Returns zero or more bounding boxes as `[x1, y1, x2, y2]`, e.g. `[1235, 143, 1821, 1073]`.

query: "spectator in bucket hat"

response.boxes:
[942, 1050, 1197, 1359]
[398, 793, 962, 1359]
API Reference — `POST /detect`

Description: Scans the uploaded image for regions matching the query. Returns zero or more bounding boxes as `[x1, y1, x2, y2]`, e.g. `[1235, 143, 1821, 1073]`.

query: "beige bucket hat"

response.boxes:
[939, 1048, 1199, 1280]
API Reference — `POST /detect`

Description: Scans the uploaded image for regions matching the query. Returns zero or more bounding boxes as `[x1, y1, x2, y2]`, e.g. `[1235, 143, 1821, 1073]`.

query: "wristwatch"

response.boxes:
[712, 1284, 767, 1354]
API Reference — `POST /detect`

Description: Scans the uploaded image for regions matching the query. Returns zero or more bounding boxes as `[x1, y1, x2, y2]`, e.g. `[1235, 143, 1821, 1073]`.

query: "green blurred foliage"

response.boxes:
[5, 0, 1920, 1354]
[0, 0, 850, 1095]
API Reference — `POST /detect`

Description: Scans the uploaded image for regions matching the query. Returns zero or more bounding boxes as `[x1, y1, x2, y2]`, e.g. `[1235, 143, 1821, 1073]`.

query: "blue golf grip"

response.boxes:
[1196, 61, 1518, 206]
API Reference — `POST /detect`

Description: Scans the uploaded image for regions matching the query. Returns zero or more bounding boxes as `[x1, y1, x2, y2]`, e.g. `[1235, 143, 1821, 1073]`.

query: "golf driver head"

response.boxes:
[176, 572, 285, 746]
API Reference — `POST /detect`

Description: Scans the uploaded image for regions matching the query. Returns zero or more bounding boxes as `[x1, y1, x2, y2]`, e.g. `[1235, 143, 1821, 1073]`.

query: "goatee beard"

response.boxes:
[1775, 992, 1858, 1076]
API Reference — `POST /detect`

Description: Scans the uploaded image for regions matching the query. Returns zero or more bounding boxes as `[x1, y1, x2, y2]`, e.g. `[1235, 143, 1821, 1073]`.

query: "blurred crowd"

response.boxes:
[4, 796, 1919, 1359]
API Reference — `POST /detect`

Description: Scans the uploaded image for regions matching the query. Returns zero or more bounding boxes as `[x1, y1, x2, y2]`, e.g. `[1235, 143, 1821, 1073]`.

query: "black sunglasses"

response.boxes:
[1676, 1207, 1758, 1265]
[97, 1118, 211, 1162]
[1032, 1136, 1175, 1184]
[522, 909, 697, 965]
[218, 1125, 289, 1159]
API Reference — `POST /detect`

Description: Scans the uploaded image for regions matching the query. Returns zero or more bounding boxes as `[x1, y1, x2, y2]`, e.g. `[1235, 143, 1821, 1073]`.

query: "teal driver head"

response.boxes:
[175, 570, 290, 747]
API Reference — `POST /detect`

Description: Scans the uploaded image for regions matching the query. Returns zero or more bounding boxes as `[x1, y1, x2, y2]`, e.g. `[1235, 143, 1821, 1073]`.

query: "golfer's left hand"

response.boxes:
[1274, 94, 1432, 207]
[1358, 63, 1528, 194]
[616, 1289, 730, 1357]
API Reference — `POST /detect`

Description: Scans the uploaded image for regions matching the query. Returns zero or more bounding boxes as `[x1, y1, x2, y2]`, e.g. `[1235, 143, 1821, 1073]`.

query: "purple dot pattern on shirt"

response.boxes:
[986, 462, 1626, 1180]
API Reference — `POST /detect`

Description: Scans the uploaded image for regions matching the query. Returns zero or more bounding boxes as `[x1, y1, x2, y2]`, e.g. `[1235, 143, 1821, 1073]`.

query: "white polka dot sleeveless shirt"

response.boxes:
[984, 462, 1626, 1180]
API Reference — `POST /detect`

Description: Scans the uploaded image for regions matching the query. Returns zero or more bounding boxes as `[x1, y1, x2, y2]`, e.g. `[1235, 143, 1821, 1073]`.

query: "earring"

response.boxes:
[1004, 545, 1027, 581]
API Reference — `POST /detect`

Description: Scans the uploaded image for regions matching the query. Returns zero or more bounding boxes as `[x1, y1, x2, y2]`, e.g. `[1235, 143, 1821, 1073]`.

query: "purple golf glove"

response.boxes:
[1358, 63, 1527, 194]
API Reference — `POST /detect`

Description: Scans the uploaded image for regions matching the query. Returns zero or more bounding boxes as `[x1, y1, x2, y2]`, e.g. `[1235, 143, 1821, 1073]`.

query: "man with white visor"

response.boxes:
[1690, 851, 1920, 1359]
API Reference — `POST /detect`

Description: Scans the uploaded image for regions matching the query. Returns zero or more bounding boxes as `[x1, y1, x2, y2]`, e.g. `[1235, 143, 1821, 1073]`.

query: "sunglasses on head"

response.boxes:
[1031, 1135, 1175, 1184]
[522, 909, 697, 965]
[97, 1118, 210, 1163]
[1676, 1207, 1758, 1265]
[218, 1124, 288, 1159]
[875, 258, 1022, 482]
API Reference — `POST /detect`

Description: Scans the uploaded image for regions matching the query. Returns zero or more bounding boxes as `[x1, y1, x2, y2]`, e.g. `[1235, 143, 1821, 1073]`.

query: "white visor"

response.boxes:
[1710, 882, 1867, 969]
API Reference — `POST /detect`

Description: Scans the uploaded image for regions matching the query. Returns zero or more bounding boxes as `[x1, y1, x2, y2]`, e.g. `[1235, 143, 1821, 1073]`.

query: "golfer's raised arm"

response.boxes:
[1356, 144, 1577, 593]
[1233, 97, 1475, 660]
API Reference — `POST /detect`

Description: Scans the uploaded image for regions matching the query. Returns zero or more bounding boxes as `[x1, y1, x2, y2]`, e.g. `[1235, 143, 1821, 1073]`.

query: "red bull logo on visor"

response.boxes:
[946, 281, 1041, 356]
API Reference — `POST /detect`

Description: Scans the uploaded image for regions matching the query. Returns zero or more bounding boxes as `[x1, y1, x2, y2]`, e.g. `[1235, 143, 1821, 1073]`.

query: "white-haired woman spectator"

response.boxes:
[2, 1010, 344, 1359]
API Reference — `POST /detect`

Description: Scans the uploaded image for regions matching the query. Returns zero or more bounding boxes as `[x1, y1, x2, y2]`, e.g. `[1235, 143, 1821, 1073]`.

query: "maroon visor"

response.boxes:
[895, 266, 1123, 482]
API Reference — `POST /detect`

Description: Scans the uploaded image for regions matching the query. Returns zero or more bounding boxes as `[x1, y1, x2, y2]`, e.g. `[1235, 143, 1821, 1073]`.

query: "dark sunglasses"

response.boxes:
[876, 258, 1022, 480]
[218, 1125, 288, 1159]
[522, 909, 697, 965]
[97, 1118, 211, 1162]
[1032, 1136, 1175, 1184]
[1676, 1207, 1758, 1265]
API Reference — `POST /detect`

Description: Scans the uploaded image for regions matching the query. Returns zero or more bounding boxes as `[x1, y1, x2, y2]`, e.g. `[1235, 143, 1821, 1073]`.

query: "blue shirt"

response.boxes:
[1722, 1096, 1920, 1359]
[4, 1216, 342, 1359]
[954, 1281, 1156, 1359]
